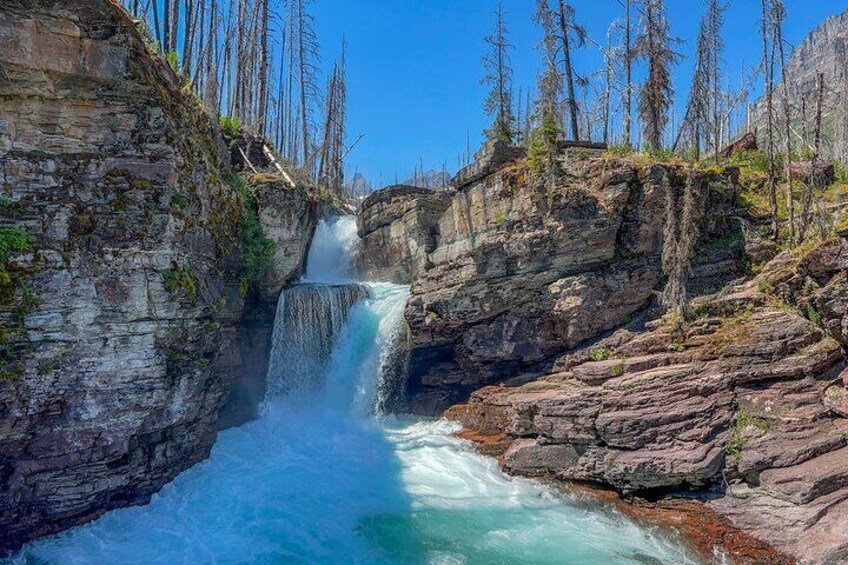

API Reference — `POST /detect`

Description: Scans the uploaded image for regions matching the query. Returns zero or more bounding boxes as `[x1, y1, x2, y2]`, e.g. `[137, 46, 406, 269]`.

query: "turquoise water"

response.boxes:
[10, 219, 703, 564]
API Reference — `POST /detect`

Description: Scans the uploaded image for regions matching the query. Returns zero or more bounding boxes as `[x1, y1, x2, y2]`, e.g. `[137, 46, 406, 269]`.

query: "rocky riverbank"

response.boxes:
[447, 237, 848, 562]
[0, 0, 328, 553]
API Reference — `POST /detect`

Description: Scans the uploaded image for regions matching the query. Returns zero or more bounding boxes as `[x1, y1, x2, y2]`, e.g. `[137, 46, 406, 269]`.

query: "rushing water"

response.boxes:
[10, 217, 703, 565]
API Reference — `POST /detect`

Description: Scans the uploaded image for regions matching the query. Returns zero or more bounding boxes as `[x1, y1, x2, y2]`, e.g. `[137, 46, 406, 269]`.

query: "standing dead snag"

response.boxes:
[555, 1, 587, 142]
[620, 0, 633, 147]
[318, 40, 347, 196]
[481, 1, 516, 144]
[800, 74, 826, 241]
[760, 0, 781, 240]
[773, 0, 795, 245]
[675, 0, 725, 158]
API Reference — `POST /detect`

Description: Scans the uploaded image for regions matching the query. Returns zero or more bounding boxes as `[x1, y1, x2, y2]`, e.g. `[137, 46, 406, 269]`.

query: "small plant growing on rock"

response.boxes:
[0, 228, 30, 262]
[219, 116, 240, 138]
[726, 402, 773, 460]
[611, 356, 628, 377]
[668, 342, 686, 353]
[805, 304, 823, 327]
[589, 347, 612, 362]
[162, 265, 197, 300]
[425, 310, 441, 323]
[170, 193, 189, 214]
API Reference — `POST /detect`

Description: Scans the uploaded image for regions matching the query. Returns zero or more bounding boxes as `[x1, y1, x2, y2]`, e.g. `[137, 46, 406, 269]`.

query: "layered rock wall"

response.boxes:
[449, 238, 848, 564]
[0, 0, 317, 552]
[359, 158, 743, 414]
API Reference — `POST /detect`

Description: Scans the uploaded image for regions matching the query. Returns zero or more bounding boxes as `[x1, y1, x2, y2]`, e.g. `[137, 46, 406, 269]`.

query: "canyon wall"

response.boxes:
[359, 153, 744, 414]
[449, 238, 848, 564]
[0, 0, 319, 552]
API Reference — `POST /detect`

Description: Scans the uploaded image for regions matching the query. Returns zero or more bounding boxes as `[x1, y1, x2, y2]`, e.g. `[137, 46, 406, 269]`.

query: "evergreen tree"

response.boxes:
[635, 0, 680, 151]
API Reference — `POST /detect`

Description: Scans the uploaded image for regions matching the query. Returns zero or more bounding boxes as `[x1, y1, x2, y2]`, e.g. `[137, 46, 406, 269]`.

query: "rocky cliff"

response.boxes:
[0, 0, 321, 553]
[359, 153, 744, 414]
[448, 238, 848, 564]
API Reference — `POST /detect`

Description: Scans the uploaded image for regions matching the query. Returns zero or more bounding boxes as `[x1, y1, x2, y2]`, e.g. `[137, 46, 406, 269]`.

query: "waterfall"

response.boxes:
[303, 216, 359, 283]
[264, 216, 374, 401]
[265, 284, 370, 400]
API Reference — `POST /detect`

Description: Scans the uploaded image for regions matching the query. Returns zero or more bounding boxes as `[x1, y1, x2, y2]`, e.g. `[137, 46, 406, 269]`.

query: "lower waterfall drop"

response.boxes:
[265, 283, 369, 399]
[10, 216, 706, 565]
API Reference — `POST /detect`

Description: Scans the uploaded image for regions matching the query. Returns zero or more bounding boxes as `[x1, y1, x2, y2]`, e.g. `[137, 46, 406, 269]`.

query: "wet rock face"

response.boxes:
[359, 159, 742, 414]
[450, 238, 848, 564]
[0, 0, 313, 553]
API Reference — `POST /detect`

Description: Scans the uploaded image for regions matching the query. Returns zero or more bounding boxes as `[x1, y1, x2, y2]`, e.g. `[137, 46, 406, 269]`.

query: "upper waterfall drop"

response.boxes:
[302, 216, 360, 283]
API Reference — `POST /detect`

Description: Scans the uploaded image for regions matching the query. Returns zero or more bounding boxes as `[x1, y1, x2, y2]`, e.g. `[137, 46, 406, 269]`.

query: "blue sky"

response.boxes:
[308, 0, 847, 186]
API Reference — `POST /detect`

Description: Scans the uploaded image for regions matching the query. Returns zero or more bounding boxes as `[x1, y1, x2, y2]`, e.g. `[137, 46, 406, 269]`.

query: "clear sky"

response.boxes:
[308, 0, 847, 187]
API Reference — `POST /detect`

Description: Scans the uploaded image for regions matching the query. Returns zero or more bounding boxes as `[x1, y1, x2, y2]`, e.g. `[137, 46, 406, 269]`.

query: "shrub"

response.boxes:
[527, 114, 559, 176]
[604, 144, 634, 158]
[0, 228, 30, 262]
[727, 149, 769, 175]
[611, 356, 627, 376]
[805, 304, 823, 327]
[643, 146, 678, 163]
[170, 193, 189, 213]
[229, 173, 275, 294]
[164, 50, 179, 71]
[219, 116, 240, 138]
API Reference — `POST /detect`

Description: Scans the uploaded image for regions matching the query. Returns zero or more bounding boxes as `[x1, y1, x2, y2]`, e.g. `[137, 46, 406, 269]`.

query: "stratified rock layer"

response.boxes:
[449, 238, 848, 564]
[0, 0, 317, 552]
[359, 157, 743, 414]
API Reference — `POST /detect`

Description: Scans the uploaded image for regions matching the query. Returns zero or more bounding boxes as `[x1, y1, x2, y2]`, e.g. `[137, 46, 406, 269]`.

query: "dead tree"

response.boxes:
[675, 16, 711, 157]
[760, 0, 780, 239]
[318, 41, 347, 195]
[800, 74, 825, 240]
[619, 0, 633, 147]
[772, 0, 795, 244]
[290, 0, 320, 170]
[481, 1, 516, 143]
[555, 1, 587, 141]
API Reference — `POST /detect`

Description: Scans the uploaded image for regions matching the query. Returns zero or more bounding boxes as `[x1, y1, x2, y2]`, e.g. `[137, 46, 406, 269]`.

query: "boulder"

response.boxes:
[451, 139, 526, 189]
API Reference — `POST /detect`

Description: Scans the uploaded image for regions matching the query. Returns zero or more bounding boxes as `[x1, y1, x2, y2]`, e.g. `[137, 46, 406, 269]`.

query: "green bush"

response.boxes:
[643, 146, 677, 163]
[229, 173, 275, 294]
[0, 228, 30, 262]
[604, 144, 634, 158]
[164, 50, 179, 71]
[726, 149, 769, 175]
[170, 193, 189, 213]
[527, 114, 560, 175]
[219, 116, 240, 138]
